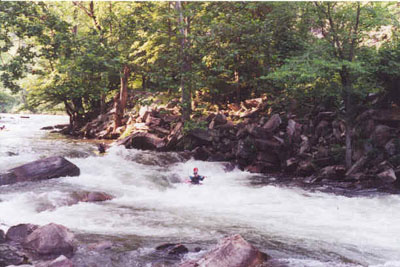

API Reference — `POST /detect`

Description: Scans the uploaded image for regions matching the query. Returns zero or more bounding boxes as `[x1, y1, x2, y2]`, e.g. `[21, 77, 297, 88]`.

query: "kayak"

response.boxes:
[94, 151, 108, 156]
[184, 179, 203, 185]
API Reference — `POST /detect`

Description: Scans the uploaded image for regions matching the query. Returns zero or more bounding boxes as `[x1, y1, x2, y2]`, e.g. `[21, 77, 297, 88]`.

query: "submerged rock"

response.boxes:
[156, 243, 189, 256]
[0, 157, 80, 186]
[23, 223, 76, 257]
[87, 241, 113, 251]
[69, 191, 113, 204]
[41, 126, 55, 130]
[180, 234, 269, 267]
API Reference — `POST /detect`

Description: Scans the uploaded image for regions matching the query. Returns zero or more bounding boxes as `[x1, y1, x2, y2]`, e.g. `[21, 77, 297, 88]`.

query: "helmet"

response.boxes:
[193, 167, 198, 172]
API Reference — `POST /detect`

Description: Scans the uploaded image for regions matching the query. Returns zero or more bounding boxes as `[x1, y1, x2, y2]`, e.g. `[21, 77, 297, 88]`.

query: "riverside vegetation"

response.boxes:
[2, 2, 400, 192]
[1, 2, 400, 189]
[2, 5, 400, 265]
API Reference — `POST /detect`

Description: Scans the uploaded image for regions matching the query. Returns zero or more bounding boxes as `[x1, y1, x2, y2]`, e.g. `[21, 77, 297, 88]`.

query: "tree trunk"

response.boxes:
[234, 69, 240, 104]
[341, 67, 352, 169]
[142, 75, 147, 91]
[234, 36, 241, 104]
[114, 65, 130, 130]
[175, 1, 191, 121]
[100, 91, 106, 114]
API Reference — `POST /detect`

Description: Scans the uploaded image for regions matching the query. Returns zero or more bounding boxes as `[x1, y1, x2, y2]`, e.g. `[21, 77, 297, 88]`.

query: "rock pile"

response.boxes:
[0, 223, 76, 267]
[51, 95, 400, 192]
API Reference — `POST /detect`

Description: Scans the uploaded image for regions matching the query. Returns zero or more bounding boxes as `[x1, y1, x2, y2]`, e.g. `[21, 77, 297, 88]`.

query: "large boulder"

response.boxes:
[6, 224, 39, 243]
[0, 244, 28, 267]
[0, 157, 80, 186]
[180, 234, 269, 267]
[127, 132, 166, 150]
[23, 223, 76, 257]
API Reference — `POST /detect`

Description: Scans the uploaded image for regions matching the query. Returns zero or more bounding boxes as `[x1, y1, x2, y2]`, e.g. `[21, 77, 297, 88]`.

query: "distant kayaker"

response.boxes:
[189, 167, 205, 184]
[97, 143, 107, 154]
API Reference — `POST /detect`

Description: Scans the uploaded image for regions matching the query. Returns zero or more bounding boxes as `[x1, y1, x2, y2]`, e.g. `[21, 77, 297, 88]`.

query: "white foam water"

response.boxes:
[1, 113, 400, 266]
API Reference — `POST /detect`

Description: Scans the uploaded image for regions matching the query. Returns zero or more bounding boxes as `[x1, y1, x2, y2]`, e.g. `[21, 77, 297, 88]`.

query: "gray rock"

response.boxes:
[0, 244, 27, 266]
[262, 114, 281, 132]
[0, 157, 80, 186]
[319, 165, 346, 180]
[385, 139, 397, 156]
[372, 125, 394, 148]
[188, 129, 213, 143]
[254, 138, 281, 151]
[299, 135, 310, 154]
[378, 168, 397, 184]
[6, 224, 39, 243]
[128, 132, 166, 150]
[180, 234, 269, 267]
[36, 255, 73, 267]
[23, 223, 76, 257]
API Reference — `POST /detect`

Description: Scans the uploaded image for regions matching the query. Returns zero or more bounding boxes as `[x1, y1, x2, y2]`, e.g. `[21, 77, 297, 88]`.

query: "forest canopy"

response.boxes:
[0, 2, 399, 127]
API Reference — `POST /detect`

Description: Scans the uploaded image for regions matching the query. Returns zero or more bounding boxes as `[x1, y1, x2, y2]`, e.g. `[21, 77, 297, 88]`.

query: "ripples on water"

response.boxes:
[0, 113, 400, 267]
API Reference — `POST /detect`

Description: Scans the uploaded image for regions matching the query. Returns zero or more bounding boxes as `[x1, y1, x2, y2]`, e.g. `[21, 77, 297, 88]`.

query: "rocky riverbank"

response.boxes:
[48, 97, 400, 193]
[1, 222, 281, 267]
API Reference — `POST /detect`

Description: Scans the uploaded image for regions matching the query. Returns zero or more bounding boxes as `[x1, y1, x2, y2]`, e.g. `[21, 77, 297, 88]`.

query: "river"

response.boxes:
[0, 114, 399, 267]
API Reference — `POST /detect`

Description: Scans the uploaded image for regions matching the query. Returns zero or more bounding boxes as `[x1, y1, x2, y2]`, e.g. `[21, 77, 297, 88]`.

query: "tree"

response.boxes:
[269, 2, 392, 169]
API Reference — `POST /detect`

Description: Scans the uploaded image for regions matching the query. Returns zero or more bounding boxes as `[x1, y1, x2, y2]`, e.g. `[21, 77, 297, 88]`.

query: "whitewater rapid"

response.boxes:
[0, 113, 400, 267]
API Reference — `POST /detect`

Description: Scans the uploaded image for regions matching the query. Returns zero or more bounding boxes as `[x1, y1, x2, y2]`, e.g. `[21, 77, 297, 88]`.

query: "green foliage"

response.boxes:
[183, 120, 208, 134]
[0, 90, 18, 112]
[375, 40, 400, 106]
[0, 1, 398, 131]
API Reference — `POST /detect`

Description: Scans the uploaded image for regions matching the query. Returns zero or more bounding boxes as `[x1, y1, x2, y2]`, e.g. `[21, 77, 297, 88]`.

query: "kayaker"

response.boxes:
[189, 167, 205, 184]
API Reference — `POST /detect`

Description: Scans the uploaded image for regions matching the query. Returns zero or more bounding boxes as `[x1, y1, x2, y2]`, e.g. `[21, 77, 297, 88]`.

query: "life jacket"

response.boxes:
[189, 174, 204, 184]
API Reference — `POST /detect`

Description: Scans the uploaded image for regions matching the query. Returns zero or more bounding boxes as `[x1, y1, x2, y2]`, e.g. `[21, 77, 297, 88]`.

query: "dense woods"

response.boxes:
[1, 2, 400, 177]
